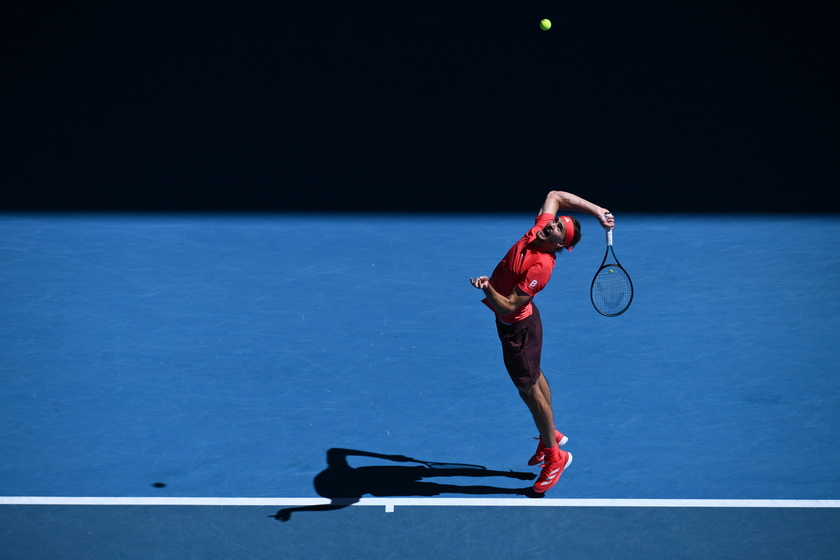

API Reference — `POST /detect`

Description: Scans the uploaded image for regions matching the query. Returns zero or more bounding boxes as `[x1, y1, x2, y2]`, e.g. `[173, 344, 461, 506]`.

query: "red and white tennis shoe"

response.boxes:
[533, 447, 573, 494]
[528, 429, 569, 466]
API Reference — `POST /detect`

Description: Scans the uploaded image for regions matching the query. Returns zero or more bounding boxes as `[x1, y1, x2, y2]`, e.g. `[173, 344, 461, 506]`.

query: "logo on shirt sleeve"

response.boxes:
[529, 280, 538, 288]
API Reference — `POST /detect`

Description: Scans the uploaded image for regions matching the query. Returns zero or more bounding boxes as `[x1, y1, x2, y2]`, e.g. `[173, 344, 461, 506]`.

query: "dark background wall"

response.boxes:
[2, 1, 837, 213]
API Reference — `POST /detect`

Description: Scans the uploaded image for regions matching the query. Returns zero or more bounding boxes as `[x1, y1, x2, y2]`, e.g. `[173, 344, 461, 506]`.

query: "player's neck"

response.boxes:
[530, 239, 558, 254]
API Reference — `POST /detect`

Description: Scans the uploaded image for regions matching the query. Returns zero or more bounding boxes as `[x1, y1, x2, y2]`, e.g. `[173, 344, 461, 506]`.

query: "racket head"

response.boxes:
[590, 264, 634, 316]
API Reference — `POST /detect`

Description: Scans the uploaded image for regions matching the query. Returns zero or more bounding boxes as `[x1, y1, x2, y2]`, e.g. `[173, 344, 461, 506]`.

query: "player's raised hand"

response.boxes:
[597, 210, 615, 230]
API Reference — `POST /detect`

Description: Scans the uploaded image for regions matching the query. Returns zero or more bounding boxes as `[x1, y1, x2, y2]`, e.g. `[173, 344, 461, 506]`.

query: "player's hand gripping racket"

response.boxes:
[590, 213, 633, 316]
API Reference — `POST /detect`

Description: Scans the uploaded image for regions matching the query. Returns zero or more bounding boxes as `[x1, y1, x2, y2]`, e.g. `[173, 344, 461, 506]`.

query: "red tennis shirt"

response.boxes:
[483, 213, 557, 323]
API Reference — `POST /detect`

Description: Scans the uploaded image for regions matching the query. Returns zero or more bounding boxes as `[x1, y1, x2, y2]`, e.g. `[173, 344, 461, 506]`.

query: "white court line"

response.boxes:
[2, 497, 840, 511]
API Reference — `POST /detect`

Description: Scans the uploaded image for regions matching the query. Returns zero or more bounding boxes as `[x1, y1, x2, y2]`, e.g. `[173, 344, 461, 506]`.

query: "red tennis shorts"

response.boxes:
[494, 304, 543, 388]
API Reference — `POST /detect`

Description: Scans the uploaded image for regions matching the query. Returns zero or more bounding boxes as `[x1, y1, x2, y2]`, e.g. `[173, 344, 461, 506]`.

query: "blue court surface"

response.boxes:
[2, 212, 839, 559]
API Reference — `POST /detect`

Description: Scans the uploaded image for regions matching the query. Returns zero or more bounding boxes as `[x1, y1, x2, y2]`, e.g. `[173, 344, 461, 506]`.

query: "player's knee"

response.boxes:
[517, 383, 538, 401]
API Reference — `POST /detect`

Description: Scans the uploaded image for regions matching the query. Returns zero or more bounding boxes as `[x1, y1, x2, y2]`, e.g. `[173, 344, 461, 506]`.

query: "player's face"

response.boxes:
[537, 217, 567, 249]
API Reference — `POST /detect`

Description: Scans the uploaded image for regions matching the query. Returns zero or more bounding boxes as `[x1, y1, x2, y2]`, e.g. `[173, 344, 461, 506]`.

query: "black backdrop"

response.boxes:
[2, 1, 837, 213]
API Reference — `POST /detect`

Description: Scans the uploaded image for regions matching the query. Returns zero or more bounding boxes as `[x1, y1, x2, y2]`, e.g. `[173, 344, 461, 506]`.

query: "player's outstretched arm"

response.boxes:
[538, 191, 614, 230]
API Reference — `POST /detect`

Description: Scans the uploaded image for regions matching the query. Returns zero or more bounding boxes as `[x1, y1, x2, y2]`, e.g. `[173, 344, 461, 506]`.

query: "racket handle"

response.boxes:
[605, 213, 614, 246]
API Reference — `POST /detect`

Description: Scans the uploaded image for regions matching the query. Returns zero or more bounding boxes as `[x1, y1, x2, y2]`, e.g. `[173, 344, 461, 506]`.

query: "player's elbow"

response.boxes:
[489, 299, 518, 316]
[548, 190, 573, 204]
[493, 303, 515, 316]
[500, 298, 528, 316]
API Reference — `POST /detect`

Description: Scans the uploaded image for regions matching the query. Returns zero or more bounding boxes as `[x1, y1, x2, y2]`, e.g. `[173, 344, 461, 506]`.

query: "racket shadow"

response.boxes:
[271, 448, 538, 522]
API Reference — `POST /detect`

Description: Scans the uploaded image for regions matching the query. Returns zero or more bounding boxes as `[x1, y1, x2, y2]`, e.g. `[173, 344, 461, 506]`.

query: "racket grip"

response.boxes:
[605, 213, 614, 245]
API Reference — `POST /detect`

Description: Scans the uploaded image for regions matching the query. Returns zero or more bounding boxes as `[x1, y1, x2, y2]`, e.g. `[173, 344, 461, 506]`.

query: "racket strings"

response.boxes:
[591, 266, 633, 316]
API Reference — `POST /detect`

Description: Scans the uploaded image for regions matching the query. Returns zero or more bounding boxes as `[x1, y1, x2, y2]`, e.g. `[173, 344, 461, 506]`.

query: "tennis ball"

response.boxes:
[540, 19, 551, 31]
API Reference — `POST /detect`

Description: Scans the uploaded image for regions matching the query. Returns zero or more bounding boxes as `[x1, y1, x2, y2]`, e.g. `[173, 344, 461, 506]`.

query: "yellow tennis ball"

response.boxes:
[540, 19, 552, 31]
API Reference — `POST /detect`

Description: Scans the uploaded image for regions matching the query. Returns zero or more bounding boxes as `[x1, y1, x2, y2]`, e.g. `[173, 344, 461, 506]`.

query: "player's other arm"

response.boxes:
[470, 276, 532, 316]
[538, 191, 615, 230]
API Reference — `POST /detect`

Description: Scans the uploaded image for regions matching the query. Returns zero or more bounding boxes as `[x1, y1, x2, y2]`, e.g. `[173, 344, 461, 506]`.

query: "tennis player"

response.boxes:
[470, 190, 614, 494]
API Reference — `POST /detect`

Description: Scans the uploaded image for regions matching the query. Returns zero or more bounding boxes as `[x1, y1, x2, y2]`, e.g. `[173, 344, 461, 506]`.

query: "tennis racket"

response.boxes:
[590, 214, 633, 316]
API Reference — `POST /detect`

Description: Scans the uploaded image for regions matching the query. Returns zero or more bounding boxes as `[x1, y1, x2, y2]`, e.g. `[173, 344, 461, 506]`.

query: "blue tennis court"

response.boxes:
[2, 212, 839, 558]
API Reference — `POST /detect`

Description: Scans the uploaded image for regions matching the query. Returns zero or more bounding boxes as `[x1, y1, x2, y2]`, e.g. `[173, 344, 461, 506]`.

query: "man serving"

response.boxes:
[470, 190, 614, 494]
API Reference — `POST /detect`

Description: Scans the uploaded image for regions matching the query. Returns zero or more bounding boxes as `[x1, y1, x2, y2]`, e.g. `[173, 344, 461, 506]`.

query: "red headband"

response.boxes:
[560, 216, 574, 252]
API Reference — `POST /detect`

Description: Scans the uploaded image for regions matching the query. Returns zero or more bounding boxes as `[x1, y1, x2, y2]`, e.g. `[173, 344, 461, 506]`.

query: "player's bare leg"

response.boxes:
[522, 371, 569, 466]
[518, 378, 556, 448]
[521, 374, 573, 493]
[536, 371, 552, 416]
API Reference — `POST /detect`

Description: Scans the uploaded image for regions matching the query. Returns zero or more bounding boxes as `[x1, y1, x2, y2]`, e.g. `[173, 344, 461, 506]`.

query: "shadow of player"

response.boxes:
[271, 448, 538, 521]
